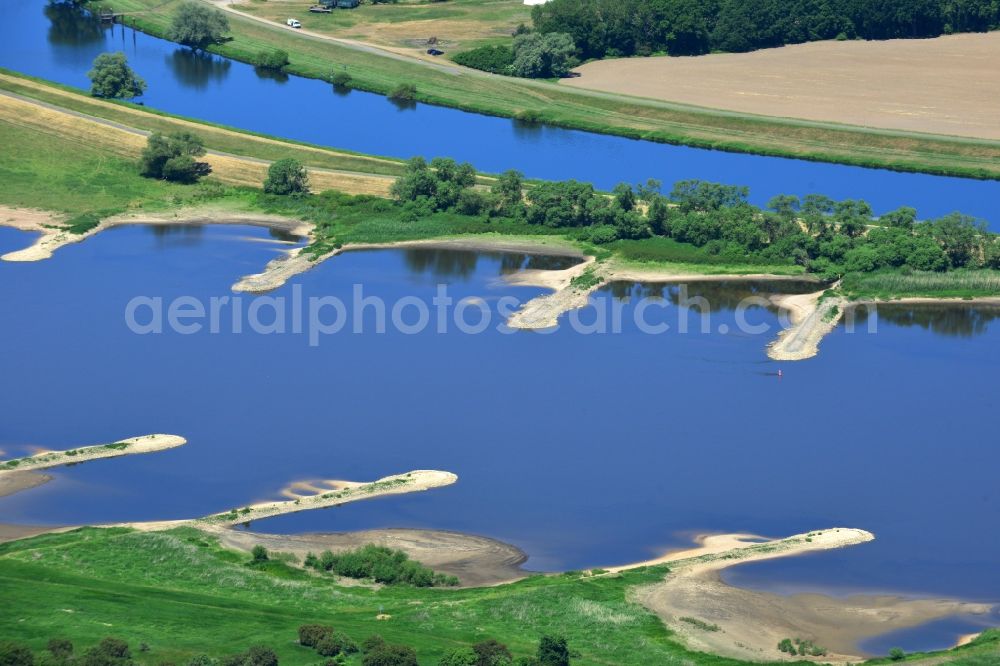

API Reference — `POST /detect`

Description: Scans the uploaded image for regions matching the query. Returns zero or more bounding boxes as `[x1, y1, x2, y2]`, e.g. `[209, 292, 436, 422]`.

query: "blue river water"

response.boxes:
[0, 226, 998, 654]
[2, 0, 1000, 228]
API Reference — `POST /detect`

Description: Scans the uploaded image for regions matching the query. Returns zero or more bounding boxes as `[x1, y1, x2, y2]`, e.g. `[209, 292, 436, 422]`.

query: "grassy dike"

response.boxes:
[97, 0, 1000, 180]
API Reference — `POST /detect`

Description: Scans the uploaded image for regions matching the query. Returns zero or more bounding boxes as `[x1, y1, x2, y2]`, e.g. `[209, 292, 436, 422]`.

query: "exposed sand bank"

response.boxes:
[618, 529, 993, 663]
[0, 434, 187, 474]
[197, 470, 457, 527]
[769, 289, 847, 361]
[0, 470, 52, 498]
[208, 526, 529, 587]
[563, 33, 1000, 141]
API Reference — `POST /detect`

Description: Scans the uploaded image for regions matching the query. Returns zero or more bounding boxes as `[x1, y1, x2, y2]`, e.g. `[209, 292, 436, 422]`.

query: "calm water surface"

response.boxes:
[0, 228, 997, 657]
[2, 0, 1000, 227]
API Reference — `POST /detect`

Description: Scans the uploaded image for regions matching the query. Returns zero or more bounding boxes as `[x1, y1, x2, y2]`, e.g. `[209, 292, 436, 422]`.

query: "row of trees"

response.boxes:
[0, 631, 573, 666]
[530, 0, 1000, 59]
[389, 158, 1000, 278]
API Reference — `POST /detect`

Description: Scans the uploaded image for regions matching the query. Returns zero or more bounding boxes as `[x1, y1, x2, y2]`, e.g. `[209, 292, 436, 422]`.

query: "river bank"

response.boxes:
[92, 0, 1000, 180]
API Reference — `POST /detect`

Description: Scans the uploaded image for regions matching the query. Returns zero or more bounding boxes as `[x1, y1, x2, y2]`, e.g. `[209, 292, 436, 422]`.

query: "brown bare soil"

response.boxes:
[564, 33, 1000, 140]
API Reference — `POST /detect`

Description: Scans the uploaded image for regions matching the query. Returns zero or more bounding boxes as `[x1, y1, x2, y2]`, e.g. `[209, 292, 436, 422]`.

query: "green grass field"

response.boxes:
[1, 527, 998, 666]
[100, 0, 1000, 180]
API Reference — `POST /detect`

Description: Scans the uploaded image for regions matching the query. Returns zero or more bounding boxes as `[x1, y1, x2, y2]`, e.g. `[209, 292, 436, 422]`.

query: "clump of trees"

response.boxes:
[511, 32, 576, 78]
[531, 0, 1000, 59]
[454, 32, 575, 78]
[168, 1, 230, 51]
[360, 636, 417, 666]
[264, 158, 310, 196]
[303, 544, 459, 586]
[297, 625, 358, 659]
[388, 158, 1000, 279]
[87, 52, 146, 100]
[778, 637, 826, 657]
[139, 131, 212, 183]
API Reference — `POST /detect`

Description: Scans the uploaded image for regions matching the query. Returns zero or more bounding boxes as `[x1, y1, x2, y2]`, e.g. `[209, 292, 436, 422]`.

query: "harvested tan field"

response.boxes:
[564, 33, 1000, 140]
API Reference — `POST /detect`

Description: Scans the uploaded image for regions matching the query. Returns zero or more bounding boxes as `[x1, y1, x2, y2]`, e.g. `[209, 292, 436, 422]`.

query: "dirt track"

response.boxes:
[564, 33, 1000, 140]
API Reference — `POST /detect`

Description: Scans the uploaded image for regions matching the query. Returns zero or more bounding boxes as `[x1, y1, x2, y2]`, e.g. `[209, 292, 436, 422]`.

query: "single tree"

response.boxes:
[438, 648, 477, 666]
[88, 52, 146, 99]
[168, 1, 230, 51]
[47, 639, 74, 661]
[140, 131, 212, 183]
[536, 636, 569, 666]
[251, 545, 269, 562]
[264, 158, 310, 196]
[473, 639, 512, 666]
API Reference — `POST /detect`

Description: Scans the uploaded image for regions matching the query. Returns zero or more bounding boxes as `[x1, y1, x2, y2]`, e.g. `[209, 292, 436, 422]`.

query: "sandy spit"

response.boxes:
[0, 434, 187, 474]
[619, 529, 993, 663]
[196, 470, 458, 527]
[0, 470, 52, 498]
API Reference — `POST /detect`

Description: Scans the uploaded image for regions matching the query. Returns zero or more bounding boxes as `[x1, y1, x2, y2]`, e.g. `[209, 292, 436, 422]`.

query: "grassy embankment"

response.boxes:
[0, 70, 798, 277]
[98, 0, 1000, 180]
[1, 527, 999, 666]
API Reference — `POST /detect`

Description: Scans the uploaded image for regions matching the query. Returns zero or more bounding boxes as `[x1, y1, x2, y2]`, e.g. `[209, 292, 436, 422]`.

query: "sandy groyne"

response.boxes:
[197, 470, 457, 527]
[769, 289, 847, 361]
[621, 529, 993, 663]
[0, 434, 187, 474]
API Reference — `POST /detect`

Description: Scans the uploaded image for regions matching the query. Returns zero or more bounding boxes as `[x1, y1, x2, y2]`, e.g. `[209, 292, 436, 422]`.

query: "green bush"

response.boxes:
[0, 641, 34, 666]
[315, 633, 357, 658]
[452, 45, 514, 74]
[263, 158, 310, 196]
[889, 647, 906, 661]
[298, 625, 333, 648]
[330, 71, 352, 87]
[388, 83, 417, 102]
[253, 50, 290, 71]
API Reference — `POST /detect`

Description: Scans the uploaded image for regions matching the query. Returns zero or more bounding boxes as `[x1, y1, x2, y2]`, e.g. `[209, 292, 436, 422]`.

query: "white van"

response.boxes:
[286, 19, 302, 28]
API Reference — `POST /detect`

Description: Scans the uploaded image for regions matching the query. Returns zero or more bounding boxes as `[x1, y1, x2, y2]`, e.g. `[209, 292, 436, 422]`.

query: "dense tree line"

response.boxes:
[390, 158, 1000, 278]
[530, 0, 1000, 59]
[0, 630, 573, 666]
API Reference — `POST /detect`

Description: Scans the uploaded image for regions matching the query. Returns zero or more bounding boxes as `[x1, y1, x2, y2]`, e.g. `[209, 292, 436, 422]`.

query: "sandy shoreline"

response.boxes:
[619, 529, 993, 663]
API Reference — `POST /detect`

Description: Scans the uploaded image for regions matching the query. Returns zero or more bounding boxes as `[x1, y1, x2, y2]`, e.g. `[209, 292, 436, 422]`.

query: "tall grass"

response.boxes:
[843, 270, 1000, 299]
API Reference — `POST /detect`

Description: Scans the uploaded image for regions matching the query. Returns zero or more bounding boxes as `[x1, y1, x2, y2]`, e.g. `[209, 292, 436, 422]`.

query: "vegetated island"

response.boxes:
[2, 70, 999, 362]
[81, 0, 1000, 179]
